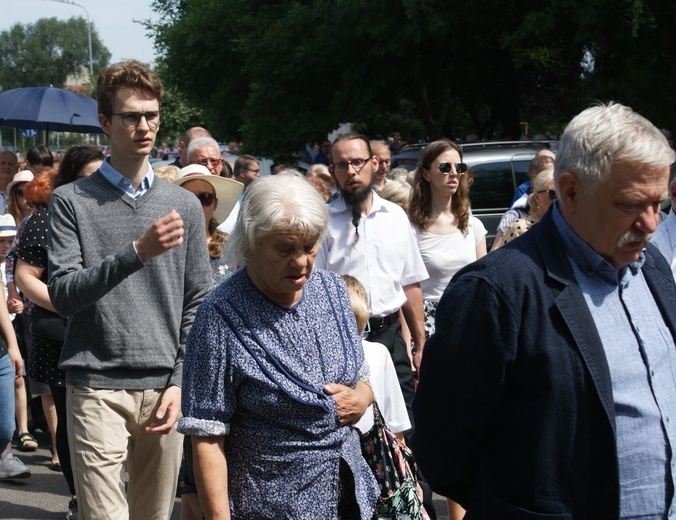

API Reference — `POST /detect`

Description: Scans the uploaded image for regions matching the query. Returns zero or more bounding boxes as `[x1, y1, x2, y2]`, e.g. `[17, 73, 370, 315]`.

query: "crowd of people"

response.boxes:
[1, 58, 676, 520]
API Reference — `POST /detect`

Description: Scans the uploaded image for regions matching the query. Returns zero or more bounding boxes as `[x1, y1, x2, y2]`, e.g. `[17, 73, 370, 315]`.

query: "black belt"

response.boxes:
[368, 312, 398, 336]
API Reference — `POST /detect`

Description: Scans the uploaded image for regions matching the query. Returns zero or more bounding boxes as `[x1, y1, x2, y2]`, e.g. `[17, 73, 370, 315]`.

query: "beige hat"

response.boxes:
[173, 164, 243, 225]
[7, 170, 34, 194]
[0, 214, 17, 237]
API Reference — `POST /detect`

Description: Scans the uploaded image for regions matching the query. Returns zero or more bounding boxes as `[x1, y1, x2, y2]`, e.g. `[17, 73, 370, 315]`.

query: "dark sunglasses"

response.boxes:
[16, 189, 24, 198]
[196, 192, 215, 207]
[437, 162, 468, 175]
[536, 189, 557, 201]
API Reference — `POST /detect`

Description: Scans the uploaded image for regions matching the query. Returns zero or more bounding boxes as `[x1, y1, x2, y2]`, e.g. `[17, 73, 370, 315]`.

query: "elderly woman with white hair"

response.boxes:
[178, 174, 379, 519]
[493, 168, 556, 250]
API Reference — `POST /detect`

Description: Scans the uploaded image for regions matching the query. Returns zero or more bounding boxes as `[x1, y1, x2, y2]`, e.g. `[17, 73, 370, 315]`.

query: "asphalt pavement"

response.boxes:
[1, 429, 448, 520]
[0, 429, 181, 520]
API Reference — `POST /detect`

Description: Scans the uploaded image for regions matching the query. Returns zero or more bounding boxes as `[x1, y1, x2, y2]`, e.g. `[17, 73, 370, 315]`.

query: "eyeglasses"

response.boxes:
[437, 162, 468, 175]
[536, 189, 557, 201]
[191, 158, 222, 168]
[110, 111, 161, 129]
[378, 159, 392, 166]
[195, 192, 215, 207]
[247, 168, 260, 174]
[331, 158, 371, 172]
[16, 189, 24, 198]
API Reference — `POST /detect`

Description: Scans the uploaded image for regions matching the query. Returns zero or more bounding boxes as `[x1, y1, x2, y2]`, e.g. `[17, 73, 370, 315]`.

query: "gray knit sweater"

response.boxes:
[47, 171, 212, 390]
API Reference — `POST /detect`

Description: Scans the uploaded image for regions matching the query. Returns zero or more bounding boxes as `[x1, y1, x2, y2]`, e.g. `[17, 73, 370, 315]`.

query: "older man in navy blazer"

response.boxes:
[413, 102, 676, 519]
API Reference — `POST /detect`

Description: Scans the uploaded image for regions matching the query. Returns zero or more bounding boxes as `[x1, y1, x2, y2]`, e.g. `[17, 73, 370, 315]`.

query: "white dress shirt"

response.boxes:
[315, 191, 428, 317]
[354, 340, 411, 434]
[652, 208, 676, 281]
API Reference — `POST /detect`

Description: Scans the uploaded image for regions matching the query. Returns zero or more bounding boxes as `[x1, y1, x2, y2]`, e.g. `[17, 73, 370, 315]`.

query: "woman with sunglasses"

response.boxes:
[6, 170, 35, 229]
[410, 139, 486, 520]
[410, 139, 487, 341]
[173, 164, 243, 287]
[493, 168, 555, 250]
[172, 164, 242, 520]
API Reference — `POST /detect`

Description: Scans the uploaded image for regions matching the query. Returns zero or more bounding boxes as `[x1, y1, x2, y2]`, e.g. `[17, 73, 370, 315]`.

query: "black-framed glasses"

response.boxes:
[195, 192, 215, 207]
[536, 189, 557, 201]
[191, 158, 222, 168]
[331, 157, 371, 172]
[110, 111, 161, 129]
[437, 162, 468, 175]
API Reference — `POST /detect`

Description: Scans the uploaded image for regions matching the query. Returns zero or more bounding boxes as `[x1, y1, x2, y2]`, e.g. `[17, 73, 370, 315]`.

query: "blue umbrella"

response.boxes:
[0, 86, 103, 133]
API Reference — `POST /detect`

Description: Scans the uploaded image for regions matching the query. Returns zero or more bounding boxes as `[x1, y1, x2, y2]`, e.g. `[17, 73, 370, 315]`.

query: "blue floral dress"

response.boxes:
[209, 254, 233, 287]
[179, 267, 379, 519]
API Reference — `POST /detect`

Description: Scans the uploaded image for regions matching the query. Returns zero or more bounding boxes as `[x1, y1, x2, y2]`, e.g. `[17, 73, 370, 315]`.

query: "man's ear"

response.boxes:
[328, 166, 338, 184]
[557, 172, 581, 215]
[98, 113, 111, 137]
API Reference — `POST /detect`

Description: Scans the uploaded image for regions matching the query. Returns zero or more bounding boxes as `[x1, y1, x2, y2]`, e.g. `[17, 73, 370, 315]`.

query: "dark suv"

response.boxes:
[392, 140, 558, 245]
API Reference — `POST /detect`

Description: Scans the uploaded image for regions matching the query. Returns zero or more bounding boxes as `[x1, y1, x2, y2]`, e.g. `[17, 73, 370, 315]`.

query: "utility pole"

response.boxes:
[45, 0, 93, 76]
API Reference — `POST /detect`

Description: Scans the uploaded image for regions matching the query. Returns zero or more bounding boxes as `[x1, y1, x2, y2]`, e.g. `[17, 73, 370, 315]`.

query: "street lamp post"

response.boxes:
[44, 0, 93, 76]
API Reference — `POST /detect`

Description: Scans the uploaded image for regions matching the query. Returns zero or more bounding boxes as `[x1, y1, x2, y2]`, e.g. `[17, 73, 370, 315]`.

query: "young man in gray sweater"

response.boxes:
[47, 60, 212, 520]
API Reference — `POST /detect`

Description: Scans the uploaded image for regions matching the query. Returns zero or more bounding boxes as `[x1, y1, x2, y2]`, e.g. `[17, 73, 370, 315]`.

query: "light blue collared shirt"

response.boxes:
[99, 156, 154, 198]
[99, 157, 155, 264]
[553, 203, 676, 519]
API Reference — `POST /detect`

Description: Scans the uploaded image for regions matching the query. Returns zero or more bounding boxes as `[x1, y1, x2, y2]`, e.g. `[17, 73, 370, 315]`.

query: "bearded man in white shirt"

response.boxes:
[315, 133, 428, 434]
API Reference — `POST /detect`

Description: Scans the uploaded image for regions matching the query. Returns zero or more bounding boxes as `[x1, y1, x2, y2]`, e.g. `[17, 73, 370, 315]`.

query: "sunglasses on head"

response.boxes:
[196, 192, 215, 207]
[437, 162, 468, 175]
[536, 189, 557, 201]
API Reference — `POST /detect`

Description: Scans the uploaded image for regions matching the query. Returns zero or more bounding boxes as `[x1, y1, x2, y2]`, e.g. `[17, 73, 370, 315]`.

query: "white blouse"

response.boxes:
[415, 216, 486, 302]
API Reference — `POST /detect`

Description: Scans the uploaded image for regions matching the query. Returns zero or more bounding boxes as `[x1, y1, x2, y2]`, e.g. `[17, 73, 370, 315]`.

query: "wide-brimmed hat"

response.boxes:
[0, 214, 17, 237]
[7, 170, 34, 194]
[173, 164, 243, 225]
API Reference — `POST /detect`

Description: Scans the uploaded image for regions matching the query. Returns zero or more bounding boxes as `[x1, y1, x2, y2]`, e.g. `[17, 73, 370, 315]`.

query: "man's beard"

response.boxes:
[341, 181, 371, 207]
[617, 228, 652, 248]
[340, 182, 371, 243]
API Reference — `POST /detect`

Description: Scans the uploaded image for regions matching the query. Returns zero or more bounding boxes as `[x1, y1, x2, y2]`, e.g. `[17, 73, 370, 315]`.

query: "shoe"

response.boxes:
[66, 495, 78, 520]
[0, 454, 31, 479]
[18, 432, 38, 452]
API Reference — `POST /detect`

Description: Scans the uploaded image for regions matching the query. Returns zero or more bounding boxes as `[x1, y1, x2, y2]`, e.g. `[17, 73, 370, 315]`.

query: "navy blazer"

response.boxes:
[412, 209, 676, 519]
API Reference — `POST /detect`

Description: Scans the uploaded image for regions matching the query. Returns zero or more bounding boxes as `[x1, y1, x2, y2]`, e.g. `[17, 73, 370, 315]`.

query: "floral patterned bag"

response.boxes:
[359, 401, 430, 519]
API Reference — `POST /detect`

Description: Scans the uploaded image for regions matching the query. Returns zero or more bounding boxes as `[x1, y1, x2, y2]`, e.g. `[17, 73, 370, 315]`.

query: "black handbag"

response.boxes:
[30, 306, 67, 342]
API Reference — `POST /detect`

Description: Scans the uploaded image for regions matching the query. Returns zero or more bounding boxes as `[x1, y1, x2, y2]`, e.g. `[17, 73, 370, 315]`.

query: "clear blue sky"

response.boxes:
[2, 0, 157, 64]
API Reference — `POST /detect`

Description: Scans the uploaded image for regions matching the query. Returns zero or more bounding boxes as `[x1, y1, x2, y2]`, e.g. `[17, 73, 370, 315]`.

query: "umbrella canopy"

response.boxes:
[0, 86, 103, 133]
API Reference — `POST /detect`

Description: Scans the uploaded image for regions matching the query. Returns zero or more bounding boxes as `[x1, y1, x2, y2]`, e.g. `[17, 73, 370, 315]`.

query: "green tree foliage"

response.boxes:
[0, 17, 111, 91]
[151, 0, 676, 159]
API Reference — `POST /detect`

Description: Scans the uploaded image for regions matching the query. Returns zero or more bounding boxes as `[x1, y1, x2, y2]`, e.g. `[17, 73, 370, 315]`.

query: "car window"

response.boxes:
[468, 158, 531, 210]
[468, 161, 517, 210]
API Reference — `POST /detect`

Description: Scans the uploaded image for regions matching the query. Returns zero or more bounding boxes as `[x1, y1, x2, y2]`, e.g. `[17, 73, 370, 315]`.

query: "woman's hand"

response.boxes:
[324, 381, 374, 426]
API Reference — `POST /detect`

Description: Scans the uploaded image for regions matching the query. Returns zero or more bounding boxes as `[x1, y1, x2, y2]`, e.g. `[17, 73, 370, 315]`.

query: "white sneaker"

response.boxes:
[0, 454, 31, 479]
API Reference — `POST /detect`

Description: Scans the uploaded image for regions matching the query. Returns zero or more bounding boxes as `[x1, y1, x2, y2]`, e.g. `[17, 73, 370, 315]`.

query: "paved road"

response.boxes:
[1, 429, 448, 519]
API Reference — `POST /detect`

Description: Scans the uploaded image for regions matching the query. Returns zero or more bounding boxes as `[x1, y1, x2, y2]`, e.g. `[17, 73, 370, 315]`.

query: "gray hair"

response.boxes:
[555, 102, 676, 194]
[227, 175, 329, 264]
[186, 136, 220, 160]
